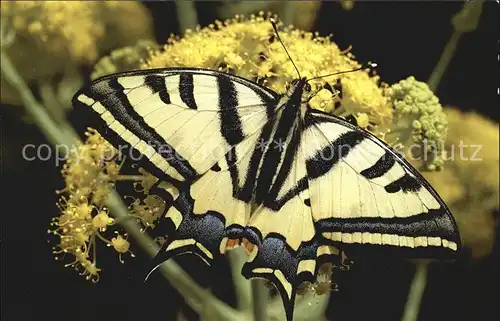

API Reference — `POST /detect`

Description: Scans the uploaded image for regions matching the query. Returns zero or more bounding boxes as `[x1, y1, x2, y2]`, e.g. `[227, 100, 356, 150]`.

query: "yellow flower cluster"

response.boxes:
[50, 129, 166, 280]
[144, 12, 392, 132]
[1, 1, 153, 63]
[385, 76, 449, 171]
[3, 1, 104, 63]
[1, 1, 153, 104]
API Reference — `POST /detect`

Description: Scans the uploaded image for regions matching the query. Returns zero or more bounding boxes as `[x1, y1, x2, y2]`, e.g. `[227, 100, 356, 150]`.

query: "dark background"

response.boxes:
[1, 2, 499, 321]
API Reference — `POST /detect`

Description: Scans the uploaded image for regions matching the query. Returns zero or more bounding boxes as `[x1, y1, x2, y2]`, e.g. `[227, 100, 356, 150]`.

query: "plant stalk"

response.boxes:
[175, 0, 198, 33]
[427, 31, 462, 92]
[402, 262, 429, 321]
[252, 279, 268, 321]
[228, 247, 253, 314]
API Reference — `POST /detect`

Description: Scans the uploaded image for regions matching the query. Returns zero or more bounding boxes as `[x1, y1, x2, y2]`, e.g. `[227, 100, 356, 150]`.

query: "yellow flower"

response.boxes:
[2, 1, 104, 64]
[309, 88, 334, 111]
[51, 129, 148, 280]
[144, 13, 392, 132]
[50, 196, 97, 281]
[91, 40, 159, 81]
[111, 234, 130, 253]
[134, 168, 160, 194]
[340, 0, 355, 11]
[0, 1, 154, 104]
[129, 195, 166, 229]
[217, 2, 322, 31]
[92, 211, 114, 231]
[291, 1, 323, 30]
[385, 76, 449, 171]
[110, 233, 135, 263]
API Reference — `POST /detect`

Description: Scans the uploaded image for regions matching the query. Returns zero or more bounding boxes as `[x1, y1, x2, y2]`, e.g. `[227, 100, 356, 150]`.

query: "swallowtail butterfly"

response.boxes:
[73, 20, 461, 321]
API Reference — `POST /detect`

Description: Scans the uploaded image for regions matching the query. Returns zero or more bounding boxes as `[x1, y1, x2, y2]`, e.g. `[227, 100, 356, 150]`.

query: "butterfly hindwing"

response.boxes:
[150, 126, 269, 267]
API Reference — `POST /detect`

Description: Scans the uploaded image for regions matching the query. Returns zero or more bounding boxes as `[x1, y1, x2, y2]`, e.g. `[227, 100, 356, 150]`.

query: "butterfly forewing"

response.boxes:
[74, 68, 278, 183]
[74, 68, 279, 265]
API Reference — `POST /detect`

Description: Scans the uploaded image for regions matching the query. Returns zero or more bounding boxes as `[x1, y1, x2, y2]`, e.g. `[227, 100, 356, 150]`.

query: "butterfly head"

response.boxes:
[283, 78, 316, 118]
[286, 78, 312, 98]
[270, 18, 376, 103]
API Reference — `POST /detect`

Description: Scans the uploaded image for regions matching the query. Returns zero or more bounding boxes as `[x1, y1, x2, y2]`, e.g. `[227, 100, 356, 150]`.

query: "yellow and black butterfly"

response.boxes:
[73, 20, 461, 321]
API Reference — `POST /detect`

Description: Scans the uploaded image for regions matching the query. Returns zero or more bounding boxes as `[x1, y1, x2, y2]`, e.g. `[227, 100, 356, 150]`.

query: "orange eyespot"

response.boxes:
[226, 238, 241, 249]
[241, 237, 255, 254]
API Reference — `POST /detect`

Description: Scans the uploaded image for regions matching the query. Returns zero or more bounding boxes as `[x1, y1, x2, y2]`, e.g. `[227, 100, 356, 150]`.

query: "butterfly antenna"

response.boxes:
[306, 62, 378, 82]
[270, 18, 301, 79]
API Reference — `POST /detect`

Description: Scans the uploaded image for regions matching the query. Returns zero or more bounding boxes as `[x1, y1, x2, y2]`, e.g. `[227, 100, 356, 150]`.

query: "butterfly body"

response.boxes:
[74, 67, 461, 321]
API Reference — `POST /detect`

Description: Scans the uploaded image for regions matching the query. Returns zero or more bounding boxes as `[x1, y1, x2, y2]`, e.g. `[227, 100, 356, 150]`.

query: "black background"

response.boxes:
[1, 2, 499, 321]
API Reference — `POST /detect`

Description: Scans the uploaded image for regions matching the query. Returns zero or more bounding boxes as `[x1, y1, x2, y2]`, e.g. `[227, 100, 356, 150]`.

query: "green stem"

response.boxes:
[227, 247, 252, 314]
[39, 81, 66, 126]
[1, 48, 241, 321]
[402, 262, 429, 321]
[427, 31, 462, 92]
[428, 1, 483, 92]
[252, 279, 268, 321]
[175, 0, 198, 33]
[280, 2, 296, 26]
[94, 230, 113, 245]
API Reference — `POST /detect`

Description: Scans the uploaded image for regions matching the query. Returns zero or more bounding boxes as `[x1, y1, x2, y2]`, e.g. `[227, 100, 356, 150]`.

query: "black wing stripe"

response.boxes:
[384, 173, 422, 193]
[85, 78, 198, 180]
[316, 208, 456, 239]
[255, 99, 300, 205]
[225, 147, 240, 196]
[144, 74, 171, 104]
[265, 125, 309, 210]
[238, 121, 275, 202]
[256, 90, 277, 120]
[217, 75, 246, 145]
[360, 150, 396, 179]
[179, 74, 198, 109]
[306, 130, 365, 180]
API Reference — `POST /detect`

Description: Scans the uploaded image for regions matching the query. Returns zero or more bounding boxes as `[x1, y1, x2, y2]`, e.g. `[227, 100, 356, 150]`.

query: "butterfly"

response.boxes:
[72, 22, 461, 321]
